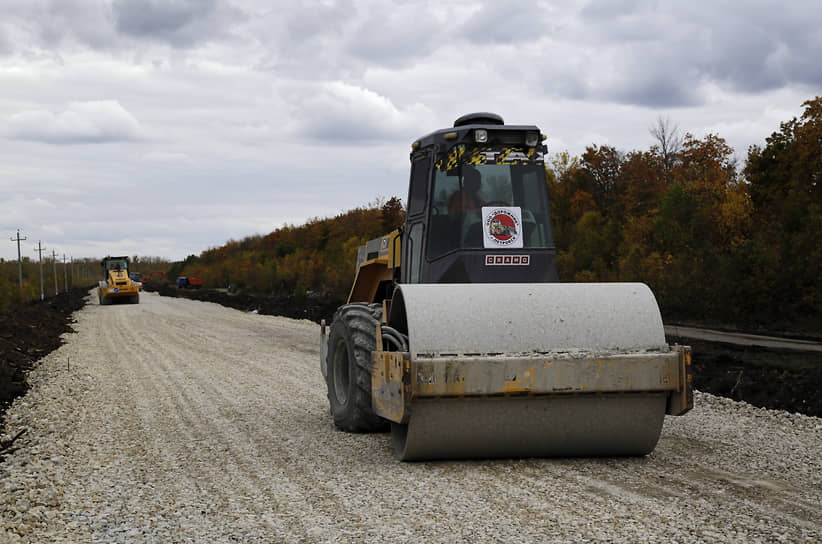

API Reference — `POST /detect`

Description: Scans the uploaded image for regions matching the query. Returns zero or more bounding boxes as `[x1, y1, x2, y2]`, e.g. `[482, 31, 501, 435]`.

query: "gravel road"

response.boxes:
[1, 292, 821, 543]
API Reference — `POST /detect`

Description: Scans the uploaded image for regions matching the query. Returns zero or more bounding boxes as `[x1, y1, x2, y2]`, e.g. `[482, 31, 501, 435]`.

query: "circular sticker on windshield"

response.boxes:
[482, 207, 523, 248]
[489, 213, 517, 241]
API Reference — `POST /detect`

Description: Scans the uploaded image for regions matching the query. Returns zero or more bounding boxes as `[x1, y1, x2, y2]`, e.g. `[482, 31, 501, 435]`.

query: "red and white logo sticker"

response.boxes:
[482, 206, 523, 248]
[485, 255, 531, 266]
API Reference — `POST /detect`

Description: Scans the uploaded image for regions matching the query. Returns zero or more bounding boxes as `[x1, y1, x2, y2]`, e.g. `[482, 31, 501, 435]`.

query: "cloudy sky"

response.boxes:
[1, 0, 820, 261]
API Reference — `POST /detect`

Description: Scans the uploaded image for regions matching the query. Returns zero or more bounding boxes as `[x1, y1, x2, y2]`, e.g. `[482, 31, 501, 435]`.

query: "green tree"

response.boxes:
[744, 96, 822, 324]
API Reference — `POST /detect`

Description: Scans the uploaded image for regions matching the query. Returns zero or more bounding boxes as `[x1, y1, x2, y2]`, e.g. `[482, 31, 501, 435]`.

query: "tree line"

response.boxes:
[149, 96, 822, 331]
[169, 197, 405, 300]
[0, 256, 94, 311]
[548, 97, 821, 330]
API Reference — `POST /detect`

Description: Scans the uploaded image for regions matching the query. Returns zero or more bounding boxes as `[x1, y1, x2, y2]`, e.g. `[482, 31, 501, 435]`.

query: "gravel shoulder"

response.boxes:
[1, 292, 821, 543]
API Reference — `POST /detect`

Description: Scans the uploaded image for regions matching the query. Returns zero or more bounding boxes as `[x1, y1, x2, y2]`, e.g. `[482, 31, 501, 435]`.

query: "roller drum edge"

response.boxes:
[392, 395, 667, 461]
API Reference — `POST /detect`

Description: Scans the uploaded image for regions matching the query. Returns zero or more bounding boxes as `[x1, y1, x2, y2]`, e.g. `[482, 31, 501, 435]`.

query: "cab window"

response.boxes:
[426, 146, 554, 259]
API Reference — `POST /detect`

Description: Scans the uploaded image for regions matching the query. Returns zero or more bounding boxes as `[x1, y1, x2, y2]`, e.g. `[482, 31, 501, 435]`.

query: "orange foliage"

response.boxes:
[177, 199, 403, 297]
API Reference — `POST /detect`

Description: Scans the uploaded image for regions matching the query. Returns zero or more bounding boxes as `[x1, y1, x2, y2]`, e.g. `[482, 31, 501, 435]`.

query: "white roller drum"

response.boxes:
[393, 283, 666, 356]
[389, 283, 671, 460]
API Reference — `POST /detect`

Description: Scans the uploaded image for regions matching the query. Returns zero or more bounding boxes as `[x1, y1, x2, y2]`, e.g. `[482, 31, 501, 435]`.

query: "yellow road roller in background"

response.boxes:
[98, 255, 140, 305]
[321, 113, 692, 460]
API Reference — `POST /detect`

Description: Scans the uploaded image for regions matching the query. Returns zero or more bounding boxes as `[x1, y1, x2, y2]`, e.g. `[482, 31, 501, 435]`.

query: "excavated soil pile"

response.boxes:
[148, 284, 345, 324]
[0, 287, 89, 419]
[667, 336, 822, 417]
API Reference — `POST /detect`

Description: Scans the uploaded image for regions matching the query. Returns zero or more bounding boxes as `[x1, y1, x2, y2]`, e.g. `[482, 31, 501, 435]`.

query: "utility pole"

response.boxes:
[63, 254, 68, 293]
[34, 241, 45, 301]
[10, 229, 26, 295]
[70, 257, 74, 287]
[51, 249, 59, 296]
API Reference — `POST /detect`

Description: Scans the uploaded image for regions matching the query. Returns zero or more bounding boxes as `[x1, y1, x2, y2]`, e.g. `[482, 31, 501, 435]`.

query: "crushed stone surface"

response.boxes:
[1, 292, 820, 543]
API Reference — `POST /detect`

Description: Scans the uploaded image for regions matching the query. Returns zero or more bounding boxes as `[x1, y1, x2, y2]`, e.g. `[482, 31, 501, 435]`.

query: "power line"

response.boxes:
[9, 229, 27, 295]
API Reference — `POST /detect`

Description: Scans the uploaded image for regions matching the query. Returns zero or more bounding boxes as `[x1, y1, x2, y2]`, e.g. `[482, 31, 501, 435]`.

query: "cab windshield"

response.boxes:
[107, 259, 128, 271]
[427, 145, 554, 259]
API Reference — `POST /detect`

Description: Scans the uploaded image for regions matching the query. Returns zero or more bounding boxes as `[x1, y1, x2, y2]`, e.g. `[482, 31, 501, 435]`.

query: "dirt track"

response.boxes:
[1, 292, 821, 542]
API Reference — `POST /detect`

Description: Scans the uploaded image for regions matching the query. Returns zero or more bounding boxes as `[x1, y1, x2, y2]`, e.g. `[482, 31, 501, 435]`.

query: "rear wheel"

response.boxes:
[326, 303, 388, 432]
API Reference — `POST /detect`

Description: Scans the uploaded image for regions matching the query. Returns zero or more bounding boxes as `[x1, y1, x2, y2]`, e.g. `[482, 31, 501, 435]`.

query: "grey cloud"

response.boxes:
[541, 56, 701, 109]
[290, 81, 429, 144]
[281, 0, 354, 42]
[250, 2, 354, 80]
[0, 0, 245, 52]
[39, 0, 116, 49]
[255, 1, 441, 79]
[344, 3, 441, 66]
[460, 1, 551, 44]
[5, 100, 145, 144]
[569, 2, 822, 106]
[716, 11, 822, 91]
[780, 44, 822, 88]
[0, 23, 12, 54]
[686, 15, 788, 94]
[579, 0, 658, 22]
[112, 0, 244, 47]
[605, 72, 701, 108]
[0, 0, 117, 52]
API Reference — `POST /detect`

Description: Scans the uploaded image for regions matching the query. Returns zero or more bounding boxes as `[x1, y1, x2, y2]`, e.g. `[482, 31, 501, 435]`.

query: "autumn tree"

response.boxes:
[744, 96, 822, 325]
[649, 116, 683, 184]
[177, 199, 399, 297]
[380, 197, 406, 233]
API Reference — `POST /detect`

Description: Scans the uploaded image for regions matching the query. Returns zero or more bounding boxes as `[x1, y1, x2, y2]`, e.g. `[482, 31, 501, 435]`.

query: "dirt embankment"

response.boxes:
[0, 288, 89, 423]
[668, 336, 822, 418]
[146, 284, 345, 324]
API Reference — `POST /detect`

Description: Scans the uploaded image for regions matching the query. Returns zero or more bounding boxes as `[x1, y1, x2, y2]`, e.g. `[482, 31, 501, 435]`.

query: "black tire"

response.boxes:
[326, 303, 389, 432]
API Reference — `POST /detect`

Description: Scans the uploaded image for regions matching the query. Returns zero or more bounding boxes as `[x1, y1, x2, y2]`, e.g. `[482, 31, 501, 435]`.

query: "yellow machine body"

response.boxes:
[325, 238, 694, 460]
[321, 113, 692, 460]
[346, 230, 400, 304]
[98, 256, 140, 305]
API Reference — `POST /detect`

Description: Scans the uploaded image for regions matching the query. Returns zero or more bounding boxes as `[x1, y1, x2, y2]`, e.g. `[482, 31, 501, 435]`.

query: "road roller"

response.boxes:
[321, 113, 693, 460]
[98, 255, 140, 305]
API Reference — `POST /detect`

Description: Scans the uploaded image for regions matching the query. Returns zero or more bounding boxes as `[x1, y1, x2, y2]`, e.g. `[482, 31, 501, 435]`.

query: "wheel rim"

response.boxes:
[332, 339, 350, 405]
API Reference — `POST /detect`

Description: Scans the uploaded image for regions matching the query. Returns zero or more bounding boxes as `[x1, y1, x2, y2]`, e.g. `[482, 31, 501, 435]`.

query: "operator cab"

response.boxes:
[402, 113, 558, 284]
[103, 256, 129, 272]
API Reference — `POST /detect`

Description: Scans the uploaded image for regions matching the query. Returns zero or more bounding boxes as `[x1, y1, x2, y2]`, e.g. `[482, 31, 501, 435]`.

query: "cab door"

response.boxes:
[401, 153, 432, 284]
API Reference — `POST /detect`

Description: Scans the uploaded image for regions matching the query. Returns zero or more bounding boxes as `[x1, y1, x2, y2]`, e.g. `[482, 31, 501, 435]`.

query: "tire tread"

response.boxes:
[326, 303, 388, 432]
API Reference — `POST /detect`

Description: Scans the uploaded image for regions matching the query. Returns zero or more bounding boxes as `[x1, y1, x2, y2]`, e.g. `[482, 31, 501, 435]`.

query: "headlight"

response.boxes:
[525, 132, 539, 147]
[475, 129, 488, 143]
